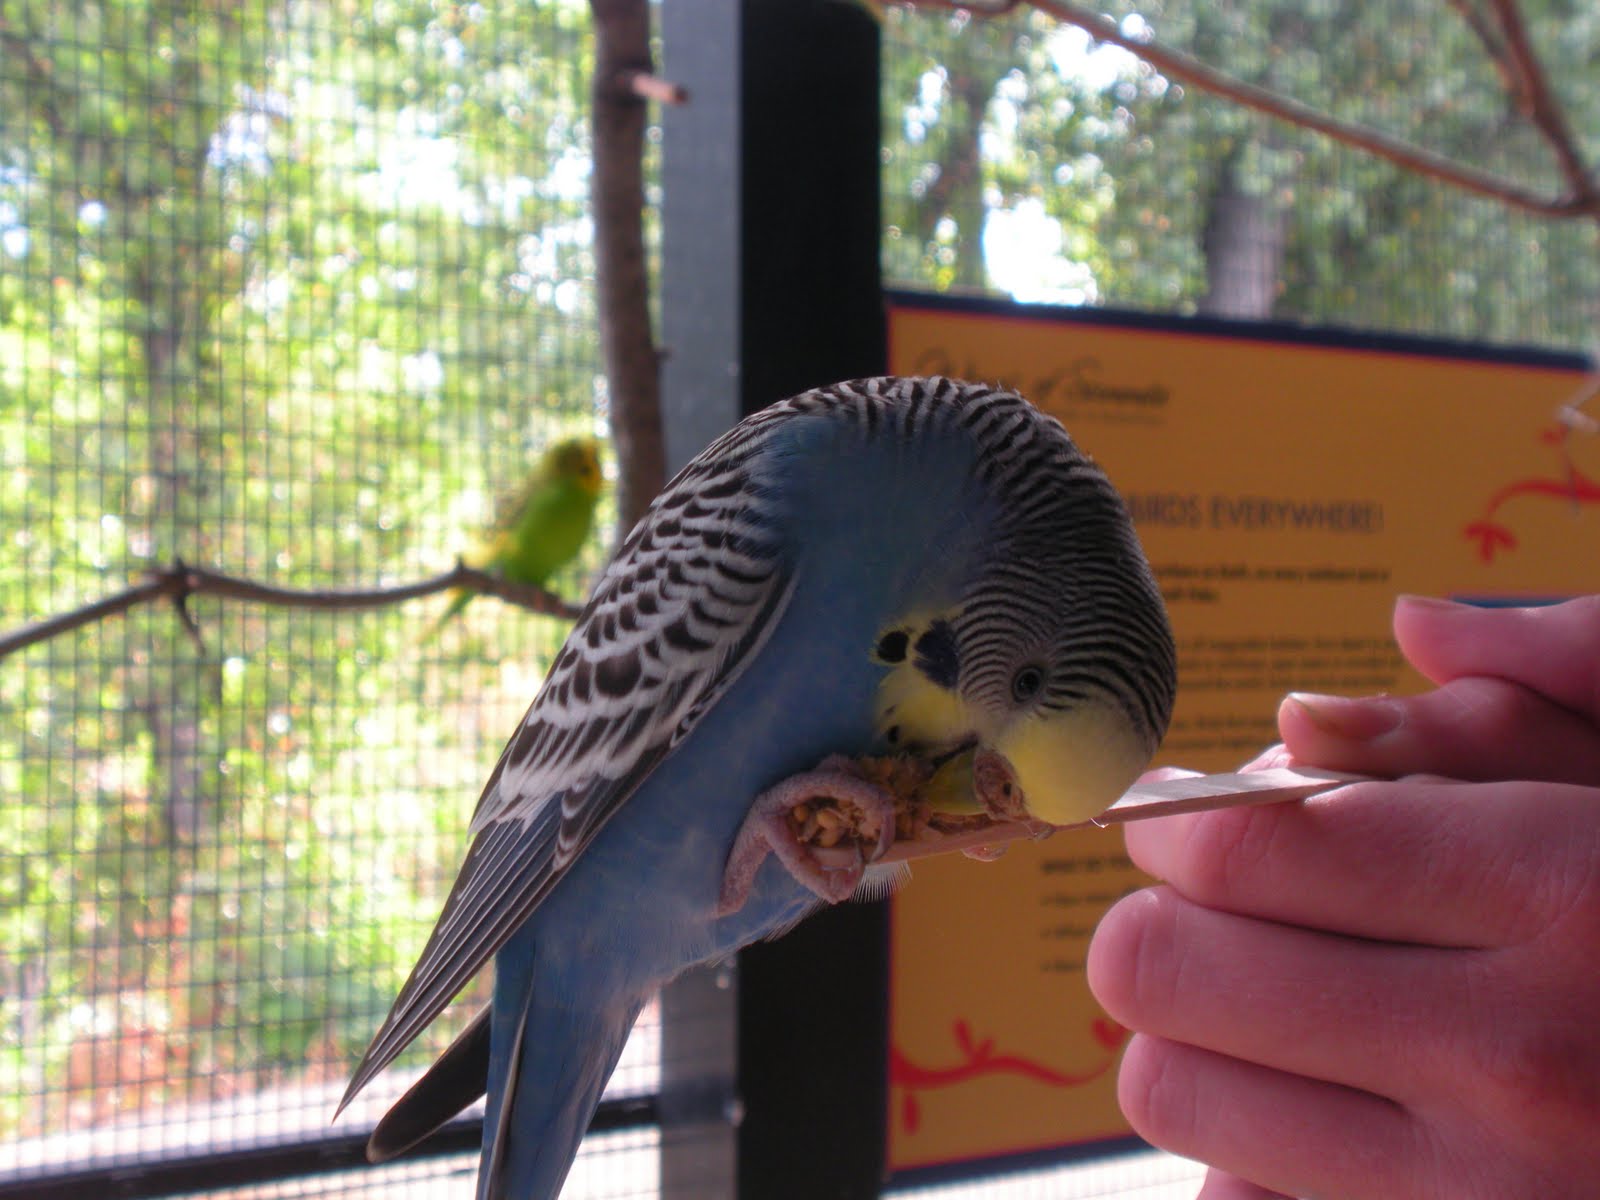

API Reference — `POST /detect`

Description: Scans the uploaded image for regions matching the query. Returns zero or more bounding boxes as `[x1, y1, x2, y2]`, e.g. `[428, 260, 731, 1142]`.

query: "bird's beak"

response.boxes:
[988, 706, 1150, 826]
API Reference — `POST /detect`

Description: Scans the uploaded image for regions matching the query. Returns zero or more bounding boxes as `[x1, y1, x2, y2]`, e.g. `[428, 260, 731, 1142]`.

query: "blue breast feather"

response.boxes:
[530, 405, 997, 978]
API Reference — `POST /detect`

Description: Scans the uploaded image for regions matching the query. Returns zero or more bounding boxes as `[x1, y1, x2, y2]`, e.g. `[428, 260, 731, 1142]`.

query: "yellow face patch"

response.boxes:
[874, 656, 973, 749]
[552, 438, 605, 496]
[991, 704, 1148, 825]
[872, 609, 979, 753]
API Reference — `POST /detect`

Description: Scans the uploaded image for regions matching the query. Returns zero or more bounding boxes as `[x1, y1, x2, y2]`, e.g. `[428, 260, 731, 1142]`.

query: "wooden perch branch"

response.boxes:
[906, 0, 1600, 221]
[1027, 0, 1600, 218]
[0, 561, 583, 661]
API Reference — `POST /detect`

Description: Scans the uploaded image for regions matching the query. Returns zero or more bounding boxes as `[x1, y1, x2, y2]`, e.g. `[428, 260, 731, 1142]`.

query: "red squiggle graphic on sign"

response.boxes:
[889, 1018, 1128, 1134]
[1464, 424, 1600, 563]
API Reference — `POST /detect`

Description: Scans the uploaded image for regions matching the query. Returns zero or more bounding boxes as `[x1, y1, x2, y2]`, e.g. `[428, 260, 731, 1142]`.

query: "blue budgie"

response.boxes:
[338, 376, 1177, 1198]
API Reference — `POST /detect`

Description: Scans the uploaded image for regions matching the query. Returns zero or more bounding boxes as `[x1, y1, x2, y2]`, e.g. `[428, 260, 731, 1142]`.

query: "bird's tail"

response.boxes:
[477, 931, 647, 1200]
[366, 1006, 491, 1165]
[420, 587, 475, 644]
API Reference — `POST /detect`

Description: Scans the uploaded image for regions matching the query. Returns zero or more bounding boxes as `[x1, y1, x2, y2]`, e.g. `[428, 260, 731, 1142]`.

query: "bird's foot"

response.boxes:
[717, 756, 897, 916]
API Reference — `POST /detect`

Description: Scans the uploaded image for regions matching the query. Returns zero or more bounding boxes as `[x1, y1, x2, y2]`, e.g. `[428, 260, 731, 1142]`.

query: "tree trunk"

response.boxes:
[591, 0, 667, 538]
[915, 59, 1007, 291]
[1197, 150, 1287, 319]
[138, 262, 211, 845]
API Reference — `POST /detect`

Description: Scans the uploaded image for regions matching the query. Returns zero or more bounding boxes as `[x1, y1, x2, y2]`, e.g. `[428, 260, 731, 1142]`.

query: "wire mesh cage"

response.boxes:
[0, 2, 649, 1196]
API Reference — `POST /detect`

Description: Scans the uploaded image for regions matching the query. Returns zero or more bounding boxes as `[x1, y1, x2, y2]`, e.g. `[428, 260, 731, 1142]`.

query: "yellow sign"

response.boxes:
[884, 294, 1598, 1179]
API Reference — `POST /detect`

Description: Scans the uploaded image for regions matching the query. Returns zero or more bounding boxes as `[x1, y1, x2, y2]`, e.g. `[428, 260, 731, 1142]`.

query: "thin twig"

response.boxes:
[1445, 0, 1516, 98]
[1026, 0, 1600, 218]
[1443, 0, 1542, 151]
[2, 576, 174, 659]
[1486, 0, 1600, 212]
[901, 0, 1600, 220]
[951, 0, 1024, 13]
[0, 561, 583, 660]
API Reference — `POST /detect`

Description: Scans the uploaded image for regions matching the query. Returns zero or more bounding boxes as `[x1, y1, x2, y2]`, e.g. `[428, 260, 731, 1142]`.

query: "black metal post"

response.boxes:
[660, 1, 887, 1197]
[735, 0, 888, 1191]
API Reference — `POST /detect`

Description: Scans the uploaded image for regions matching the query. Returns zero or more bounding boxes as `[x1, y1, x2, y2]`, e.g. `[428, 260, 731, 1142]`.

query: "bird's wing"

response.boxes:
[340, 423, 797, 1112]
[478, 469, 546, 564]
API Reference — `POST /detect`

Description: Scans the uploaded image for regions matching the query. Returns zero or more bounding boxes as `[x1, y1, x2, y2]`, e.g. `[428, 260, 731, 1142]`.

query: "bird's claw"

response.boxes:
[717, 757, 896, 916]
[967, 750, 1052, 849]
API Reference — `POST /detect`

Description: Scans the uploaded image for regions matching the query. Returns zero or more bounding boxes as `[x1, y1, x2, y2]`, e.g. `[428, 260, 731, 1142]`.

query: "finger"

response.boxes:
[1138, 765, 1205, 784]
[1116, 1034, 1420, 1200]
[1119, 780, 1599, 948]
[1235, 742, 1294, 773]
[1196, 1169, 1294, 1200]
[1089, 887, 1463, 1103]
[1394, 594, 1600, 724]
[1277, 677, 1600, 786]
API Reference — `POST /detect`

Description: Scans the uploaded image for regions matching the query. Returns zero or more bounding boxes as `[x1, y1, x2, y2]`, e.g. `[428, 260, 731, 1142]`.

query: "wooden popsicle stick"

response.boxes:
[878, 766, 1372, 864]
[1091, 766, 1372, 824]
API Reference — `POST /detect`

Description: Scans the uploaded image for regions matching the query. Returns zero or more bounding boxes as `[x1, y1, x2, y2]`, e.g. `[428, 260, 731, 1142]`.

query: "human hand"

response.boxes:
[1088, 595, 1600, 1198]
[1276, 594, 1600, 786]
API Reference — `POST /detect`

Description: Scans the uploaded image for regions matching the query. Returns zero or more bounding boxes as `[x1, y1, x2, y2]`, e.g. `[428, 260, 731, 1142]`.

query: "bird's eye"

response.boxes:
[1011, 665, 1045, 703]
[874, 629, 910, 664]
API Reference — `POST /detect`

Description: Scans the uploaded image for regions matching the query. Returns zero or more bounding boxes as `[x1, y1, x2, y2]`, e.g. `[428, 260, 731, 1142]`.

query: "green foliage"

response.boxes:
[0, 0, 608, 1141]
[881, 0, 1600, 346]
[882, 6, 1132, 296]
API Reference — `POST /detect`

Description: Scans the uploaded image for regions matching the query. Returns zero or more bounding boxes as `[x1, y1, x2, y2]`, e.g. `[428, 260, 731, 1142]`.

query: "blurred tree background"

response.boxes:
[0, 0, 612, 1155]
[881, 0, 1600, 344]
[1, 0, 1596, 1187]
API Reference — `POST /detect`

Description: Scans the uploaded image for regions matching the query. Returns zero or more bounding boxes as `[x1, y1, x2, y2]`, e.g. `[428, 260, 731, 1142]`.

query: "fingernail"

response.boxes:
[1285, 692, 1404, 741]
[1396, 593, 1464, 612]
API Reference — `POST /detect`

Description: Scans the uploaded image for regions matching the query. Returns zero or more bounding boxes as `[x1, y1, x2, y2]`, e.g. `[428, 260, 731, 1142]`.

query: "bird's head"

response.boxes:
[548, 437, 605, 498]
[874, 606, 1169, 825]
[873, 398, 1175, 827]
